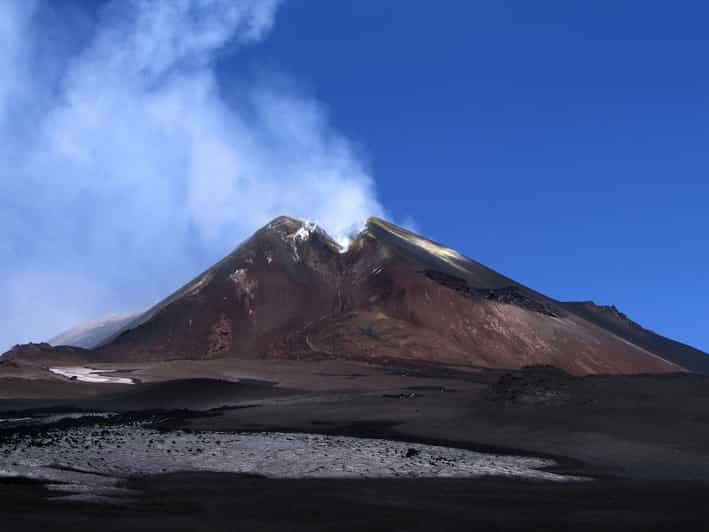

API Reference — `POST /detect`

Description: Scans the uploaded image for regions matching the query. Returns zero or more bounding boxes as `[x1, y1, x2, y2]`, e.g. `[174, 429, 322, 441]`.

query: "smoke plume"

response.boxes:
[0, 0, 385, 349]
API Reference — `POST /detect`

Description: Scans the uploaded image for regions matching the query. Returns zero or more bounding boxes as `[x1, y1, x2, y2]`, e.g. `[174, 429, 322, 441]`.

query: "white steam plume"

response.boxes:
[0, 0, 385, 350]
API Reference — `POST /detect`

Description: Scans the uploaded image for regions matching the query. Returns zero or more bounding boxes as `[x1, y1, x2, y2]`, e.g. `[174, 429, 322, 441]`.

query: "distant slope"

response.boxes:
[49, 313, 140, 349]
[563, 302, 709, 375]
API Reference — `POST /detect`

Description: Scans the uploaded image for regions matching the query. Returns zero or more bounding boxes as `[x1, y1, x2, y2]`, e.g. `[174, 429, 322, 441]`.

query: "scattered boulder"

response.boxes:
[486, 365, 573, 406]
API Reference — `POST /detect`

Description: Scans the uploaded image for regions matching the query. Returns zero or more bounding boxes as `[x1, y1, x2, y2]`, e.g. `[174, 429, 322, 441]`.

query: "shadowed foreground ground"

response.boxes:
[1, 359, 708, 530]
[1, 474, 707, 531]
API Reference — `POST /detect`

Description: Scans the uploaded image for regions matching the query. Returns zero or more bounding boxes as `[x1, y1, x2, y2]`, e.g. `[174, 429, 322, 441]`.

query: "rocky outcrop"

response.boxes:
[486, 365, 573, 406]
[423, 270, 560, 317]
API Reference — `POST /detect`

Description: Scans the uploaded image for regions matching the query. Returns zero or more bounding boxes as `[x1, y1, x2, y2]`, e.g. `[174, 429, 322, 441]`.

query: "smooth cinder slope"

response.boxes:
[5, 216, 702, 375]
[562, 301, 709, 374]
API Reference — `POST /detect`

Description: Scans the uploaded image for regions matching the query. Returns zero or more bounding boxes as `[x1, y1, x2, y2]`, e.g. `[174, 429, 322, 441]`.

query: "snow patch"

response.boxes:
[49, 367, 134, 385]
[294, 221, 318, 241]
[0, 424, 587, 503]
[285, 221, 318, 262]
[229, 268, 257, 301]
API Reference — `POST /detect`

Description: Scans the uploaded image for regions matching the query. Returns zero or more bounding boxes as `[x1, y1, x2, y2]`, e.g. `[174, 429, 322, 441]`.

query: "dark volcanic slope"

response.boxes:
[563, 301, 709, 374]
[5, 216, 701, 375]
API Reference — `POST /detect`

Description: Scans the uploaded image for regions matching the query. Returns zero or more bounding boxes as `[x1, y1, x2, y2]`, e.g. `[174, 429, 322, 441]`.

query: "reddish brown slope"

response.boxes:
[3, 216, 690, 375]
[563, 301, 709, 374]
[277, 219, 681, 374]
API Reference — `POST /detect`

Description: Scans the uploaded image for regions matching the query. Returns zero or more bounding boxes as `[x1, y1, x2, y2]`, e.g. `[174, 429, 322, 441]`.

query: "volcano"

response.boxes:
[5, 216, 708, 375]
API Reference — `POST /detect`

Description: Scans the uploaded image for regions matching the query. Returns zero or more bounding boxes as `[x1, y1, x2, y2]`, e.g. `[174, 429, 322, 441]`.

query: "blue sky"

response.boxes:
[1, 1, 707, 353]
